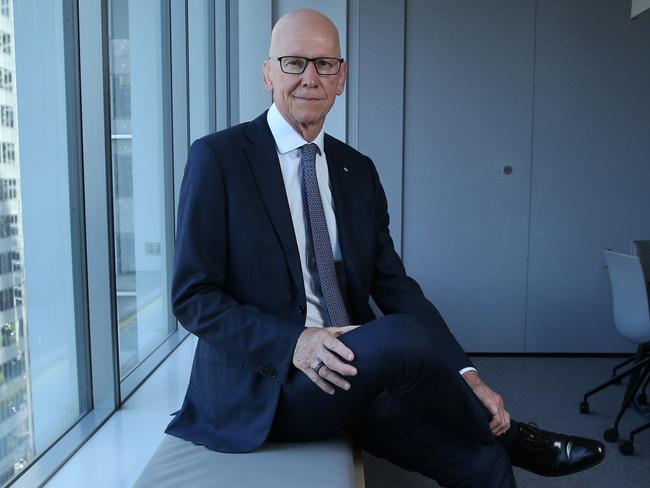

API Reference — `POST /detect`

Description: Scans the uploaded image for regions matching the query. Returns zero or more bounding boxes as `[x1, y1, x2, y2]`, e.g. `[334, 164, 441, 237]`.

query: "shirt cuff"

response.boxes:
[459, 367, 478, 376]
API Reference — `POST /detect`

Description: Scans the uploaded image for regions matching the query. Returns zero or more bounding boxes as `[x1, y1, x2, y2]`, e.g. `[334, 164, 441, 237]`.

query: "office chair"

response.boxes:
[609, 241, 650, 382]
[580, 250, 650, 455]
[629, 241, 650, 404]
[632, 240, 650, 288]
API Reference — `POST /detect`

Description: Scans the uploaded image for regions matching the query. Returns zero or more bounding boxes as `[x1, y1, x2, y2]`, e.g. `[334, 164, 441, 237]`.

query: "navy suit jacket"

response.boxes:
[165, 112, 471, 453]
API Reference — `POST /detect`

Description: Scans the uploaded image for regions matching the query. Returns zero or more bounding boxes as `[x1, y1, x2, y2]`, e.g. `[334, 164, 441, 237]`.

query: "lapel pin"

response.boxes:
[343, 166, 349, 172]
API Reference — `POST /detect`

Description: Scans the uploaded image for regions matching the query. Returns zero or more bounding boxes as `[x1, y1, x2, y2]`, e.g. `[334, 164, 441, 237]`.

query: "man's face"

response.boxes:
[263, 14, 347, 138]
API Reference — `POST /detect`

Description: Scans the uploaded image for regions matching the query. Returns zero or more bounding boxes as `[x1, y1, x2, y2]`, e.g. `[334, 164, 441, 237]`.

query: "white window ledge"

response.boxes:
[43, 335, 197, 487]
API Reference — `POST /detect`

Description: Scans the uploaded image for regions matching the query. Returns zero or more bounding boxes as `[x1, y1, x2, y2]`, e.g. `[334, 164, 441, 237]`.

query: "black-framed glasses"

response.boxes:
[272, 56, 344, 75]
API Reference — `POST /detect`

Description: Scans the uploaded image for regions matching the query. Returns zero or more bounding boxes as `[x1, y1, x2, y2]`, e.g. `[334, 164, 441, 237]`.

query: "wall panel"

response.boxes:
[402, 0, 536, 351]
[356, 0, 405, 252]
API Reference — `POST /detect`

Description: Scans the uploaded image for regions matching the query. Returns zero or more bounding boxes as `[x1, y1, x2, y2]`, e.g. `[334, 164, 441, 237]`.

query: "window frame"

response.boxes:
[7, 0, 189, 486]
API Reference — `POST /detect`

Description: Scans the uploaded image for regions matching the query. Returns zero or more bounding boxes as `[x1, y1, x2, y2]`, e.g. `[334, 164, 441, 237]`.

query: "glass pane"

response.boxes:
[188, 0, 215, 141]
[108, 0, 174, 379]
[1, 0, 89, 485]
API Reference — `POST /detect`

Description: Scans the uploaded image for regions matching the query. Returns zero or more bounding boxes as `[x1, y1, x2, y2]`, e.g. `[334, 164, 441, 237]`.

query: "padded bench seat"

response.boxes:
[133, 433, 365, 488]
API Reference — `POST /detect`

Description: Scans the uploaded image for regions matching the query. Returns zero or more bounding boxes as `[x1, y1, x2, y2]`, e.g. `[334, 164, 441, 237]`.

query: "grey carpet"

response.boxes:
[363, 356, 650, 487]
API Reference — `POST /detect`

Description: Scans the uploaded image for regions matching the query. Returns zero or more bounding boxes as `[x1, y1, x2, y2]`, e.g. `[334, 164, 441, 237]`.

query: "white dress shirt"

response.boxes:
[267, 104, 338, 328]
[266, 104, 476, 376]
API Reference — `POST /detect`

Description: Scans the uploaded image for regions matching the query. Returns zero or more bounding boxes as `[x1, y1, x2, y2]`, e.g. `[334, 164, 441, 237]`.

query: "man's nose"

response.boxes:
[301, 61, 320, 86]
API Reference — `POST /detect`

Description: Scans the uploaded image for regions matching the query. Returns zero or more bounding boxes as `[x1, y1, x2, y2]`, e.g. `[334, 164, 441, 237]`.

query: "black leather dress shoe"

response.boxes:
[509, 423, 605, 477]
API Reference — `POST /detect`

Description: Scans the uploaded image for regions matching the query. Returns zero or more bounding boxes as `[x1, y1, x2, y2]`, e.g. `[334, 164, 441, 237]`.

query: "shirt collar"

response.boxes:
[267, 103, 325, 156]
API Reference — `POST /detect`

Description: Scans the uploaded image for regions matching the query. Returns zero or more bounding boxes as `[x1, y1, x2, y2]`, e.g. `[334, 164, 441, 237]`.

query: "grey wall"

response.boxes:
[349, 0, 650, 352]
[525, 0, 650, 352]
[355, 0, 406, 252]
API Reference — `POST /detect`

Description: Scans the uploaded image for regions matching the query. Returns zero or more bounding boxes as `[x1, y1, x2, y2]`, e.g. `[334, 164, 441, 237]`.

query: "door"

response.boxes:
[402, 0, 536, 351]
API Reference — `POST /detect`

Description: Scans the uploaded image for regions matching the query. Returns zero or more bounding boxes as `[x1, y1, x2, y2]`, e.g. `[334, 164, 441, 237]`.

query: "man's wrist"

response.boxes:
[459, 366, 478, 377]
[461, 369, 482, 386]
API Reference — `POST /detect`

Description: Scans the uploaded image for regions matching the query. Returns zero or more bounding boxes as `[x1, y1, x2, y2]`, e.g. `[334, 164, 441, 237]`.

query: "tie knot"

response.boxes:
[301, 143, 319, 162]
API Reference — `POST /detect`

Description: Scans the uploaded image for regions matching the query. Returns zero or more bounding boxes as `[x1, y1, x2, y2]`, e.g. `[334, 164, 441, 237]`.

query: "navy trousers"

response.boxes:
[268, 314, 516, 488]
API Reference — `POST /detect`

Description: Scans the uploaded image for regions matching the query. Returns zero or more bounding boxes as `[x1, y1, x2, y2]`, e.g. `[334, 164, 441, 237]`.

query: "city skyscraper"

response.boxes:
[0, 0, 34, 485]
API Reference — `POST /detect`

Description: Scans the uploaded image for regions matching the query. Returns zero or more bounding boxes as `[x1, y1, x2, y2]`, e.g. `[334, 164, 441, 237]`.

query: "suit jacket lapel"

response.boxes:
[244, 113, 304, 295]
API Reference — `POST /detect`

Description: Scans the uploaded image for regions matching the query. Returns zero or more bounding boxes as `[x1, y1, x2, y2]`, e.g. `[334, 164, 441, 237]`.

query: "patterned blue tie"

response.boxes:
[300, 143, 351, 327]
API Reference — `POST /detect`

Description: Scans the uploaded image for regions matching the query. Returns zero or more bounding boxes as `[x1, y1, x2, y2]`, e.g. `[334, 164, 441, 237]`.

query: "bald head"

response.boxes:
[269, 9, 341, 58]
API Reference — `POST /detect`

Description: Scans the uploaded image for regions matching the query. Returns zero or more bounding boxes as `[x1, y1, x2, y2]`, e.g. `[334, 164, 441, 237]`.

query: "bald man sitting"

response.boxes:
[167, 9, 604, 487]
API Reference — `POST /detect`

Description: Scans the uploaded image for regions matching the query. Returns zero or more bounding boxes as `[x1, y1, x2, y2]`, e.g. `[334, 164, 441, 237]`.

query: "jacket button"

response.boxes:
[271, 371, 278, 379]
[298, 305, 306, 314]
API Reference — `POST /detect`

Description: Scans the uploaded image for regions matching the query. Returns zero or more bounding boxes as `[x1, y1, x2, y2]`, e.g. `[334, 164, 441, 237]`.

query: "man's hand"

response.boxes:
[293, 325, 360, 395]
[462, 371, 511, 436]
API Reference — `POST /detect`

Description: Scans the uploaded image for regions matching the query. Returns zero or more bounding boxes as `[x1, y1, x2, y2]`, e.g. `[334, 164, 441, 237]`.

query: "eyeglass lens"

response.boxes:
[280, 57, 341, 75]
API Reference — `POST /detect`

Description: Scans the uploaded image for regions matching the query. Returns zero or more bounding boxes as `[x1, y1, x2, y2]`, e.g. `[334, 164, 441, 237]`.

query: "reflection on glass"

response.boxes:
[109, 0, 173, 378]
[0, 2, 31, 485]
[0, 1, 89, 485]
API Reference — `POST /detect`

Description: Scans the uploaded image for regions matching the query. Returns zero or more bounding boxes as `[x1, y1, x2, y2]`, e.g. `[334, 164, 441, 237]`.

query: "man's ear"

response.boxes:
[335, 61, 348, 96]
[263, 59, 273, 92]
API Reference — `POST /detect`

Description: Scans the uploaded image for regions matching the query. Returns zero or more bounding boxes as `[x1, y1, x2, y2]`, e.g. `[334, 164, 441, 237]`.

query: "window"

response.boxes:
[108, 0, 175, 379]
[0, 1, 91, 485]
[0, 384, 26, 421]
[0, 288, 15, 312]
[0, 32, 10, 55]
[0, 250, 20, 274]
[0, 0, 188, 484]
[1, 320, 19, 347]
[0, 214, 17, 238]
[0, 106, 13, 128]
[0, 68, 11, 91]
[0, 253, 10, 274]
[0, 142, 15, 163]
[0, 353, 25, 384]
[0, 178, 16, 200]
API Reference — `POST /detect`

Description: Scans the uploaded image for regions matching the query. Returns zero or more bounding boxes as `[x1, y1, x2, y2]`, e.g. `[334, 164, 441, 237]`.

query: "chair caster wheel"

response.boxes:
[619, 440, 634, 456]
[638, 393, 647, 405]
[579, 401, 589, 414]
[604, 428, 619, 443]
